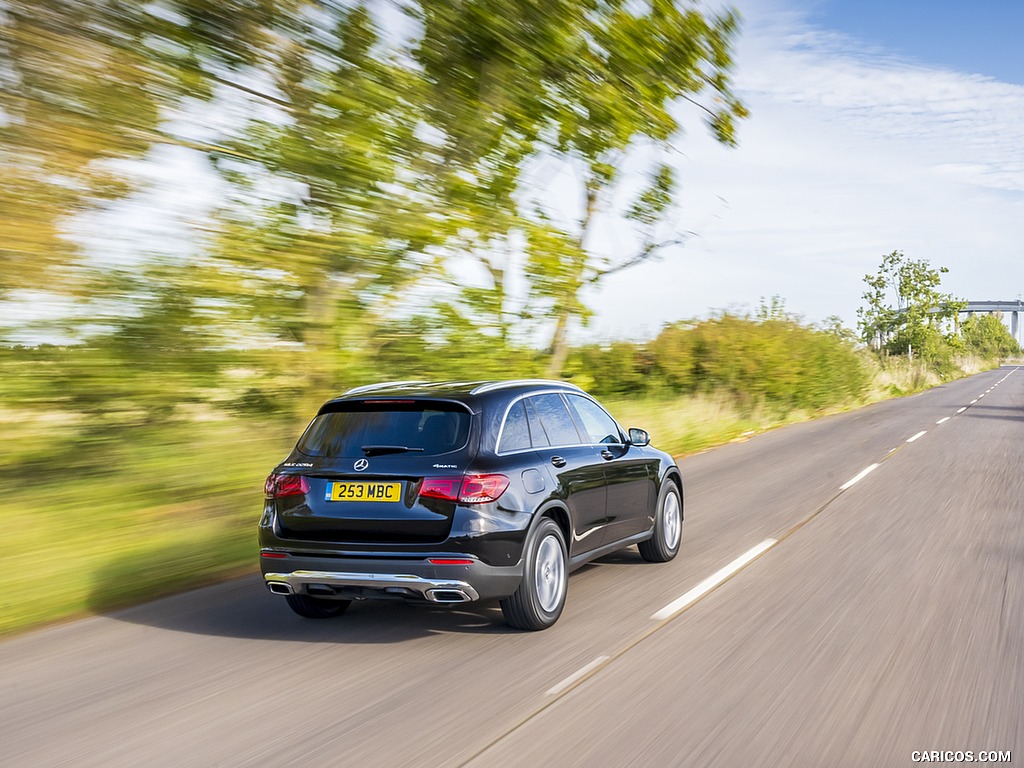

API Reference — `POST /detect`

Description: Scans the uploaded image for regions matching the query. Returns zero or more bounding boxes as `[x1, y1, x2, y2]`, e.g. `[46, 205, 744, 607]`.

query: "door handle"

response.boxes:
[551, 455, 567, 468]
[600, 449, 614, 461]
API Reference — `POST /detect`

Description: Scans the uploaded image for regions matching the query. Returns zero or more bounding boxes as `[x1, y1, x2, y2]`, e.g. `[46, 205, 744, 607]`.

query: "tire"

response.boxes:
[638, 480, 682, 563]
[284, 593, 351, 619]
[501, 517, 568, 631]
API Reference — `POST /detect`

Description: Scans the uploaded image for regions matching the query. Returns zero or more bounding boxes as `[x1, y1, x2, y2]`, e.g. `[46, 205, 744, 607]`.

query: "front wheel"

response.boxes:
[285, 593, 351, 619]
[501, 517, 568, 631]
[638, 480, 682, 563]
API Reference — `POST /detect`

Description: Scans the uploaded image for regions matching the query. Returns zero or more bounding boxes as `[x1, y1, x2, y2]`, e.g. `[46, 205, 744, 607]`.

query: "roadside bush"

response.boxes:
[960, 314, 1021, 359]
[569, 309, 872, 414]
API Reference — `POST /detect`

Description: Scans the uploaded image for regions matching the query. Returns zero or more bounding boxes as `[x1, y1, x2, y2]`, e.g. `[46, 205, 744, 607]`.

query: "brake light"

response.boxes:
[459, 474, 510, 503]
[420, 476, 462, 501]
[419, 474, 509, 504]
[264, 474, 310, 498]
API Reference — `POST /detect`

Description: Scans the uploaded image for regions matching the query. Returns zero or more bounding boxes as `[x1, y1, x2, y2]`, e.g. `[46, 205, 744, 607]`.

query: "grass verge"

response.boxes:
[0, 418, 294, 636]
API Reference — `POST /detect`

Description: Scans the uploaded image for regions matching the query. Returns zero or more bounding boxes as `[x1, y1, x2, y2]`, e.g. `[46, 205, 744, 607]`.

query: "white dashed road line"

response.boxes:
[840, 463, 879, 491]
[651, 539, 778, 621]
[523, 365, 1024, 755]
[546, 656, 611, 696]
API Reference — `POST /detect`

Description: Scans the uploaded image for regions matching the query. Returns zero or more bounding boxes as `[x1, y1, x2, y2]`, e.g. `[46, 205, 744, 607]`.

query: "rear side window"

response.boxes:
[523, 398, 549, 448]
[528, 394, 582, 446]
[297, 402, 471, 458]
[566, 394, 622, 444]
[498, 400, 531, 453]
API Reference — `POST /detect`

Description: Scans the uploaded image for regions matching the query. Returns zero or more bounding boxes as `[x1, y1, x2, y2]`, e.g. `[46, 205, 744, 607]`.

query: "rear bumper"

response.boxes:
[260, 550, 523, 602]
[264, 570, 480, 603]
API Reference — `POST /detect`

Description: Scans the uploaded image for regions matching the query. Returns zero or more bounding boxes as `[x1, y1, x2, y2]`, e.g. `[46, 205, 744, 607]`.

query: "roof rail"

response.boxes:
[470, 379, 585, 395]
[343, 380, 429, 396]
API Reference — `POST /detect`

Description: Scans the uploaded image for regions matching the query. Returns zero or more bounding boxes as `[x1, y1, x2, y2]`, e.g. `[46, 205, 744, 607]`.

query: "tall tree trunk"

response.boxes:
[546, 310, 571, 377]
[301, 275, 345, 414]
[545, 179, 597, 378]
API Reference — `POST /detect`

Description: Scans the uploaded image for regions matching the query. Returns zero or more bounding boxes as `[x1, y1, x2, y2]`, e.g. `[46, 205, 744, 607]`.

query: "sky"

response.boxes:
[582, 0, 1024, 340]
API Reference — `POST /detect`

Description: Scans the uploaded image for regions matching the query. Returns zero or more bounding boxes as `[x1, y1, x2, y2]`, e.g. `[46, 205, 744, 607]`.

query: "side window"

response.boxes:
[528, 394, 583, 446]
[524, 398, 550, 448]
[566, 395, 622, 444]
[498, 400, 531, 452]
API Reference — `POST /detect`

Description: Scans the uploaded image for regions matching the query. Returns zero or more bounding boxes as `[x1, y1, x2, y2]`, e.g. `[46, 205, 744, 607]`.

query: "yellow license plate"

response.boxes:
[326, 481, 401, 502]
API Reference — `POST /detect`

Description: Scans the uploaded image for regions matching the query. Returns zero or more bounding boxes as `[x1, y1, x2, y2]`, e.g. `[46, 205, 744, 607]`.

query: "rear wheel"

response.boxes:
[638, 480, 682, 563]
[284, 593, 351, 619]
[501, 517, 568, 631]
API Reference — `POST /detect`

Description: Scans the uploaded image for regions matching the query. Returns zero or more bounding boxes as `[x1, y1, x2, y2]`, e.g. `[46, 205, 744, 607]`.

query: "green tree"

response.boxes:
[857, 250, 963, 361]
[960, 313, 1020, 359]
[200, 4, 441, 404]
[0, 1, 161, 298]
[0, 0, 301, 303]
[414, 0, 748, 374]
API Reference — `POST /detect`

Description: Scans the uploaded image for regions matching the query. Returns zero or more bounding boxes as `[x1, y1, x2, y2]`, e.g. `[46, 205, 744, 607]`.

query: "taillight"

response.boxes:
[264, 474, 309, 498]
[420, 476, 462, 501]
[459, 474, 509, 503]
[419, 474, 509, 504]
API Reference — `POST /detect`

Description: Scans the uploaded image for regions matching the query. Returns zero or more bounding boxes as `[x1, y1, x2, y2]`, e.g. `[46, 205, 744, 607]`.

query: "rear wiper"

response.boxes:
[360, 445, 426, 457]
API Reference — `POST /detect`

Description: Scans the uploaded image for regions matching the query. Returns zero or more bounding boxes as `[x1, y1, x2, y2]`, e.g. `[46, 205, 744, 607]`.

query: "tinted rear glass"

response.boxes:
[297, 401, 471, 458]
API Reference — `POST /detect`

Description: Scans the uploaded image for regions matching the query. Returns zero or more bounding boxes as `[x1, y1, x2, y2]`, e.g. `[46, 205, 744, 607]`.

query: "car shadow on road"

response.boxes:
[90, 538, 647, 644]
[963, 404, 1024, 422]
[101, 574, 515, 643]
[89, 532, 519, 645]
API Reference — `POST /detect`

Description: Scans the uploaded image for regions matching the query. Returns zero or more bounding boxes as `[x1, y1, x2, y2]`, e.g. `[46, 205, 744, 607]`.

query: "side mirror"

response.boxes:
[628, 427, 650, 447]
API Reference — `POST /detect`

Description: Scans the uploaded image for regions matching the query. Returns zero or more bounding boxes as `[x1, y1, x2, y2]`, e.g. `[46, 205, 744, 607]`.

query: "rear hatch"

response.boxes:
[272, 399, 474, 544]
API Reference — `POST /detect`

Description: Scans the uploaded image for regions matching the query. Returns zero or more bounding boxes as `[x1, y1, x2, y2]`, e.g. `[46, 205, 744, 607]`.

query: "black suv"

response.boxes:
[259, 379, 683, 630]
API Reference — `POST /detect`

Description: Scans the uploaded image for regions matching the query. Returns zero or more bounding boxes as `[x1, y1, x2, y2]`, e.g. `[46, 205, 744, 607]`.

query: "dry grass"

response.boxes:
[606, 393, 787, 457]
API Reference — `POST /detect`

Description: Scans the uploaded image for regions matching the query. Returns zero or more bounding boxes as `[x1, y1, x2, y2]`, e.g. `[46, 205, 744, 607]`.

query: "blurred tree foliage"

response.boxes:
[203, 3, 437, 410]
[414, 0, 748, 374]
[0, 0, 159, 293]
[0, 0, 305, 296]
[2, 0, 747, 410]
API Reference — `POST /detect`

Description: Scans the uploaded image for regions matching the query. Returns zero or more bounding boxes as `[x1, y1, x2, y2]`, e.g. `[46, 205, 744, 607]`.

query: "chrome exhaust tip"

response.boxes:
[267, 582, 293, 596]
[427, 589, 472, 603]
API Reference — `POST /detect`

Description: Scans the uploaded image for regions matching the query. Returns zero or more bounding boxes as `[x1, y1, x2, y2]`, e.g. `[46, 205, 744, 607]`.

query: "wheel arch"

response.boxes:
[660, 467, 684, 519]
[535, 500, 571, 546]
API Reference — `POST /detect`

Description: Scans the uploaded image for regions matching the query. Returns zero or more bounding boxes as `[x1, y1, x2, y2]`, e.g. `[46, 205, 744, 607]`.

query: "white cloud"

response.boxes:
[584, 0, 1024, 340]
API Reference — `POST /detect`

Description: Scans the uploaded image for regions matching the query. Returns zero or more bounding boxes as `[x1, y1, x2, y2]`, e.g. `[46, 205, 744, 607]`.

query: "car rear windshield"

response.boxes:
[296, 400, 472, 459]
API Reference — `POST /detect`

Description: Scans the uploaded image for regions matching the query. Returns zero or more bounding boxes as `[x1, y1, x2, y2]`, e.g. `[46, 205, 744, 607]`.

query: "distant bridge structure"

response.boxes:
[881, 300, 1024, 351]
[958, 300, 1024, 344]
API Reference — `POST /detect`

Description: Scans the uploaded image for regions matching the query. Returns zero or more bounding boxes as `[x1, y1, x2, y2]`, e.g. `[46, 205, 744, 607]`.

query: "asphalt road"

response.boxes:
[3, 367, 1021, 768]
